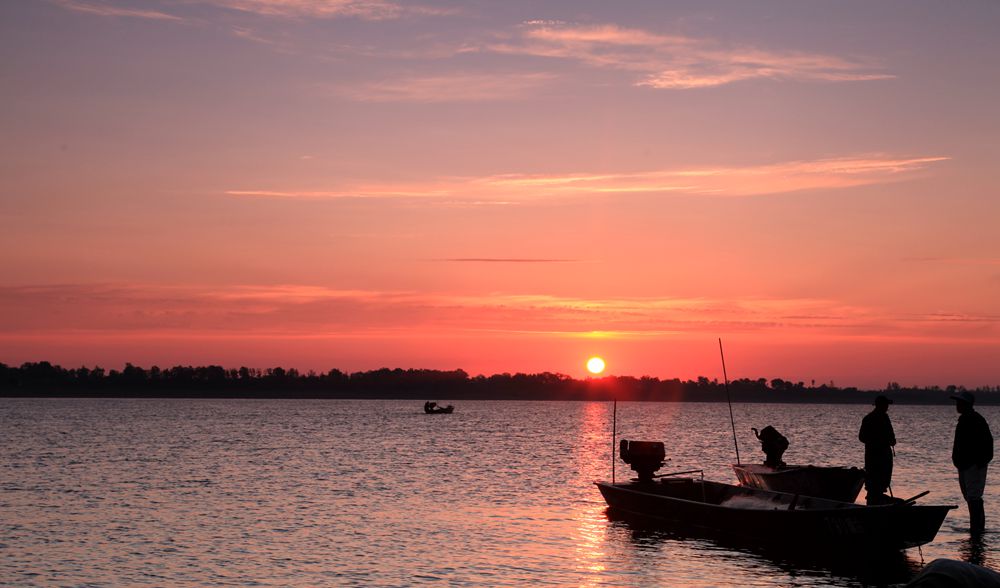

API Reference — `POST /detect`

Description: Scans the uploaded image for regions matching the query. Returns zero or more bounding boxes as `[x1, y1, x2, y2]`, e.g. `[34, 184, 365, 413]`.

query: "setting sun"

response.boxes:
[586, 357, 606, 375]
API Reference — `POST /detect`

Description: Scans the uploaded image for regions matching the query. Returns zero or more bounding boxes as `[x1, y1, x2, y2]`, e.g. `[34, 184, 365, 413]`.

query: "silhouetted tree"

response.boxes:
[0, 360, 995, 404]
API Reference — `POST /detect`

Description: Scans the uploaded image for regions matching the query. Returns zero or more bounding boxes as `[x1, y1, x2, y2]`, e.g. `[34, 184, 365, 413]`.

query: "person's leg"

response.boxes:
[969, 499, 985, 534]
[960, 465, 988, 534]
[865, 450, 892, 504]
[865, 460, 889, 504]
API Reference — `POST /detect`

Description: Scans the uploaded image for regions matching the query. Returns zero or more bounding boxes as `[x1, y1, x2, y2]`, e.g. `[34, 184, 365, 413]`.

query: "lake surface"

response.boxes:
[2, 399, 998, 587]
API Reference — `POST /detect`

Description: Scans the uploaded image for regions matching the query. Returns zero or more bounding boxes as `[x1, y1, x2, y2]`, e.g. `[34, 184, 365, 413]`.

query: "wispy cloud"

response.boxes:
[1, 284, 996, 343]
[229, 25, 296, 51]
[906, 257, 1000, 266]
[205, 0, 405, 20]
[225, 188, 453, 198]
[489, 23, 892, 89]
[47, 4, 889, 94]
[52, 0, 182, 21]
[328, 72, 556, 102]
[439, 258, 581, 263]
[226, 154, 948, 202]
[53, 0, 452, 22]
[206, 0, 459, 20]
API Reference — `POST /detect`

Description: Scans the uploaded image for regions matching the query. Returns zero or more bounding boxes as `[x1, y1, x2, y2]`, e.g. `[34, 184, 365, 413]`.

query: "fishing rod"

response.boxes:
[612, 398, 617, 483]
[889, 447, 895, 498]
[719, 338, 741, 465]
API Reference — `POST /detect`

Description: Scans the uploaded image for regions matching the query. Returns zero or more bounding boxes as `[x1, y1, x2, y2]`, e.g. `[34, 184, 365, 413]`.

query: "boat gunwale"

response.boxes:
[733, 464, 863, 476]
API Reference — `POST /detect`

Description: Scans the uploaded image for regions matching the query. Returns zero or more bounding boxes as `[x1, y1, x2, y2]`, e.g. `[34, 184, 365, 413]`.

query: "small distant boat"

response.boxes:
[599, 440, 954, 552]
[423, 402, 454, 414]
[732, 463, 866, 503]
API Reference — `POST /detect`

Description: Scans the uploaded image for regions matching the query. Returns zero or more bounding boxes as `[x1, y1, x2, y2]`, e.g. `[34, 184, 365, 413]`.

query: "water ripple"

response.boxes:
[1, 398, 996, 586]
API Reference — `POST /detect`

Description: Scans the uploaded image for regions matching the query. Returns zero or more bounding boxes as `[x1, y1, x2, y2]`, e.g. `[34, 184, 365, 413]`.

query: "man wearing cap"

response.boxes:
[859, 395, 896, 504]
[951, 390, 993, 534]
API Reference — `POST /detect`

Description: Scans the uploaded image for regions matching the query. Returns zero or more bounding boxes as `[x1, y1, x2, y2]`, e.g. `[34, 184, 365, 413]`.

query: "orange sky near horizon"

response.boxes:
[2, 1, 999, 387]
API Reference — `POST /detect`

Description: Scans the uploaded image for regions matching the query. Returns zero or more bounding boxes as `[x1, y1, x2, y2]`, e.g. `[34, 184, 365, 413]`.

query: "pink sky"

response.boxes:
[2, 1, 999, 387]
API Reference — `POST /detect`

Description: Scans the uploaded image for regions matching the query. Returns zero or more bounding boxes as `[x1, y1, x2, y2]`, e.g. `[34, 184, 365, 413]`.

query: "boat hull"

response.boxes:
[424, 406, 454, 414]
[733, 463, 865, 503]
[596, 478, 953, 552]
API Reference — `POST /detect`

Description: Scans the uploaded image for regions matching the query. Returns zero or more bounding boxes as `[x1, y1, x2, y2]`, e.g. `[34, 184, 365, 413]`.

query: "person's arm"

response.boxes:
[953, 427, 962, 469]
[978, 415, 993, 467]
[986, 423, 993, 465]
[954, 416, 971, 469]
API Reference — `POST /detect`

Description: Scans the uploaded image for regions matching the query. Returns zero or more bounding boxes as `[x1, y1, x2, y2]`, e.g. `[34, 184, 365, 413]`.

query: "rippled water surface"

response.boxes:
[2, 399, 999, 586]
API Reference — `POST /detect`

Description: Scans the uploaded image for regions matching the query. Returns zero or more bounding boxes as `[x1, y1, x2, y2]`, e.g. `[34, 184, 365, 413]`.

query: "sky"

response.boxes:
[2, 1, 999, 388]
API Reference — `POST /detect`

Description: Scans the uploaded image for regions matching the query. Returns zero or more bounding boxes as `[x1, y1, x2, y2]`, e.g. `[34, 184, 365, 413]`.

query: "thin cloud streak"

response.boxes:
[52, 0, 452, 22]
[206, 0, 455, 19]
[49, 5, 887, 94]
[52, 0, 183, 21]
[489, 23, 892, 89]
[226, 188, 452, 198]
[906, 257, 1000, 266]
[47, 5, 889, 95]
[440, 258, 581, 263]
[226, 155, 949, 202]
[327, 72, 556, 102]
[205, 0, 402, 19]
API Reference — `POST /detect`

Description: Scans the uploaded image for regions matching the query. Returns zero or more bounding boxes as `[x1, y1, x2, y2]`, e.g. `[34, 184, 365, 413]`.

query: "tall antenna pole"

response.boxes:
[612, 398, 617, 483]
[719, 338, 740, 465]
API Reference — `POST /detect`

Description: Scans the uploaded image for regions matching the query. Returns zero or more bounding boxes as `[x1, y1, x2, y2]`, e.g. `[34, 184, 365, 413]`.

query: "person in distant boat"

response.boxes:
[951, 390, 993, 535]
[752, 426, 789, 467]
[859, 395, 896, 505]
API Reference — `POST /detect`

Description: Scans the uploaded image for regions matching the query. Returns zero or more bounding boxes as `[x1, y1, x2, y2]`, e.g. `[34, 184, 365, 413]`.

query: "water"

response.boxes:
[1, 399, 998, 587]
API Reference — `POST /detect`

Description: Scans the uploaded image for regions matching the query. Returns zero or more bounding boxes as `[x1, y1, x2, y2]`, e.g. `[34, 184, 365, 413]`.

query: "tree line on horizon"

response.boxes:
[1, 361, 997, 404]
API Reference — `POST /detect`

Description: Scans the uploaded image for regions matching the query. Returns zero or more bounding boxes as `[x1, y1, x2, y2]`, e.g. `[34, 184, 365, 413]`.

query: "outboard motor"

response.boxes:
[619, 440, 666, 482]
[752, 426, 789, 467]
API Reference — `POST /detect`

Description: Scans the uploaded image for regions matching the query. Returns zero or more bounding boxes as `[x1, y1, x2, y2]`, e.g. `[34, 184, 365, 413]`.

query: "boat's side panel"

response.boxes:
[733, 465, 865, 503]
[597, 481, 845, 543]
[596, 481, 952, 551]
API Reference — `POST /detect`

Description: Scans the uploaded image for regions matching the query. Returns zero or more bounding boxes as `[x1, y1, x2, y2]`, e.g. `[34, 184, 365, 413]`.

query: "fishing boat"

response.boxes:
[423, 401, 454, 414]
[732, 463, 866, 503]
[599, 440, 954, 552]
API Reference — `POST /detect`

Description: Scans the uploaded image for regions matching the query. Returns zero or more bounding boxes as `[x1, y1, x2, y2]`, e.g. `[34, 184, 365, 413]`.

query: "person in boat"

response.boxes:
[424, 401, 436, 412]
[951, 390, 993, 535]
[752, 425, 789, 467]
[859, 394, 896, 505]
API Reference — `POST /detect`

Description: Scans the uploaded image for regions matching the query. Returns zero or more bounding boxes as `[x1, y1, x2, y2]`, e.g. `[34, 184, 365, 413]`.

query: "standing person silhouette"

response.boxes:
[859, 395, 896, 505]
[951, 390, 993, 535]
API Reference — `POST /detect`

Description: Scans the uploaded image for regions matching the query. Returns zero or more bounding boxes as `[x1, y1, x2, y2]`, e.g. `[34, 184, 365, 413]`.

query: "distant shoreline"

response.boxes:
[3, 361, 997, 404]
[0, 393, 990, 405]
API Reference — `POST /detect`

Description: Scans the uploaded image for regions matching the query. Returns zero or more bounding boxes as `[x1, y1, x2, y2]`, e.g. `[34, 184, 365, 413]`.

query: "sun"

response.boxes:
[586, 356, 606, 375]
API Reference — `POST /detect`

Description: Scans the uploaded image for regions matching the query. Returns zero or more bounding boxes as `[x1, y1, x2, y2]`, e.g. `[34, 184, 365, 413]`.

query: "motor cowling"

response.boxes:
[619, 440, 666, 482]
